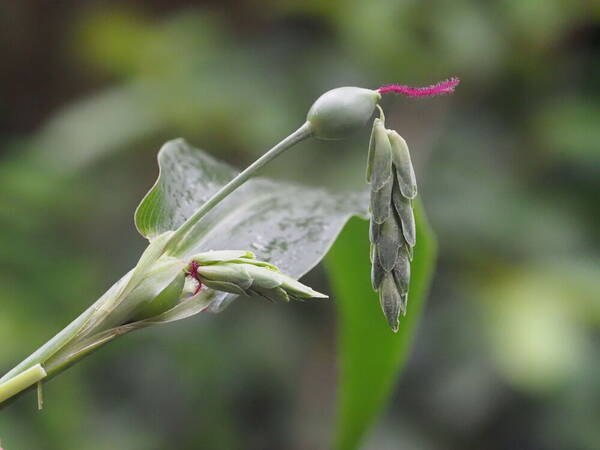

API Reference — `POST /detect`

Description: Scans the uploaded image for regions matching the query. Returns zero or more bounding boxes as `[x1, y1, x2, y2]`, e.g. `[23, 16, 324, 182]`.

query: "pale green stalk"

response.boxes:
[165, 122, 312, 254]
[0, 304, 97, 384]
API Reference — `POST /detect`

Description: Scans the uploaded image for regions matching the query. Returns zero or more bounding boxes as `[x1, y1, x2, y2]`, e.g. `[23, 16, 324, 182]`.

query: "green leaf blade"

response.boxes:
[135, 139, 370, 312]
[326, 201, 436, 450]
[135, 139, 237, 239]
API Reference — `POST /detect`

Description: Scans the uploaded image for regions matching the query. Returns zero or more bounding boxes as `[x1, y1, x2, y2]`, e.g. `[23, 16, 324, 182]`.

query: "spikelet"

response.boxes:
[367, 111, 417, 332]
[188, 250, 327, 302]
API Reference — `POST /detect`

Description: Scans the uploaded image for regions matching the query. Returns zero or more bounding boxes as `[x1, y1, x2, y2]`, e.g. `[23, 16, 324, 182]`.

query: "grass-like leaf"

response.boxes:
[326, 201, 436, 450]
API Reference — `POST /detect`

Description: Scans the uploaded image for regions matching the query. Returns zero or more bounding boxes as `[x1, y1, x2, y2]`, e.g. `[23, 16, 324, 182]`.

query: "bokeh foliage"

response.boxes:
[1, 1, 599, 449]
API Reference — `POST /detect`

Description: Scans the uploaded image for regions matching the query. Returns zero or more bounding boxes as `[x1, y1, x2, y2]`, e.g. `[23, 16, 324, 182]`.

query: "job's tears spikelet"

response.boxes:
[186, 250, 327, 302]
[367, 108, 416, 332]
[306, 77, 459, 331]
[0, 79, 458, 408]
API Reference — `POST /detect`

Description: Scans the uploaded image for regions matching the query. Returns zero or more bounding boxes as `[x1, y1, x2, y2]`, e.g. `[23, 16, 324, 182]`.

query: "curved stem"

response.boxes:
[0, 122, 313, 408]
[165, 122, 313, 254]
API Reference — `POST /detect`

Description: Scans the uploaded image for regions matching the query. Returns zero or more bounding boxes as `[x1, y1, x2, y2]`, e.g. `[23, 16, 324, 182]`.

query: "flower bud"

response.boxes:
[307, 87, 381, 140]
[388, 130, 417, 199]
[370, 118, 393, 192]
[189, 251, 327, 302]
[379, 273, 402, 332]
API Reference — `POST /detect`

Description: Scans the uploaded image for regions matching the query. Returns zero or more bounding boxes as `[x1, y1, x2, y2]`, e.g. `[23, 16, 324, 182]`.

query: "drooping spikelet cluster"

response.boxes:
[367, 108, 417, 332]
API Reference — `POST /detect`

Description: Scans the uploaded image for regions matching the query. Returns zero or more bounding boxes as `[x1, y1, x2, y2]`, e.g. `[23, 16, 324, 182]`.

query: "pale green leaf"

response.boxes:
[135, 139, 369, 311]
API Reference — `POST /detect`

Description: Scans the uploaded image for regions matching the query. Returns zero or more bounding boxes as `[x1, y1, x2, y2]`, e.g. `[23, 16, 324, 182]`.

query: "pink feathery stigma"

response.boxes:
[378, 77, 460, 98]
[186, 260, 203, 294]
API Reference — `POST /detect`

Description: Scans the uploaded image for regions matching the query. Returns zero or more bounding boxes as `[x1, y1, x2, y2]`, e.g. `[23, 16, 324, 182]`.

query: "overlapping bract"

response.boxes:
[366, 113, 417, 332]
[190, 250, 328, 303]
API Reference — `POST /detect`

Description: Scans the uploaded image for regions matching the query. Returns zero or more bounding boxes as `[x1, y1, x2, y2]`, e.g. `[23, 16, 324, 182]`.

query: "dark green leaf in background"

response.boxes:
[327, 202, 436, 450]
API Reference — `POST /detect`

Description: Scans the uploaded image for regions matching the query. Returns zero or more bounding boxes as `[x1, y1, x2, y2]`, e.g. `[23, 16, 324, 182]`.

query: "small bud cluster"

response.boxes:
[367, 109, 417, 332]
[187, 250, 327, 302]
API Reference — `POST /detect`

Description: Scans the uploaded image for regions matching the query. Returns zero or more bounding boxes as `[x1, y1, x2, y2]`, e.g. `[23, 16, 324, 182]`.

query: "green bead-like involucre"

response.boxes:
[307, 87, 381, 140]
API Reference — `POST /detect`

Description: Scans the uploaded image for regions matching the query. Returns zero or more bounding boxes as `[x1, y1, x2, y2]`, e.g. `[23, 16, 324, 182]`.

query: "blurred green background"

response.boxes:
[1, 1, 599, 449]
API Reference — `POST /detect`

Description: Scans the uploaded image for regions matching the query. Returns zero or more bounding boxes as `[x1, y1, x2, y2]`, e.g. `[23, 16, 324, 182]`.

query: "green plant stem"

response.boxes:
[0, 123, 312, 406]
[0, 304, 97, 385]
[165, 122, 313, 254]
[0, 364, 46, 404]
